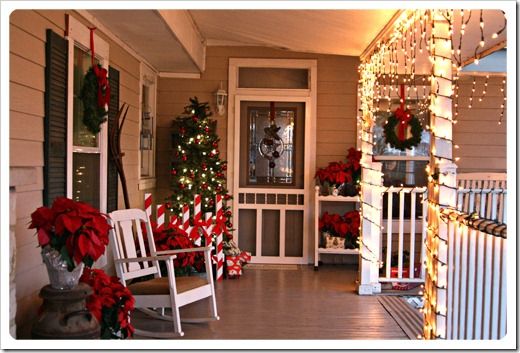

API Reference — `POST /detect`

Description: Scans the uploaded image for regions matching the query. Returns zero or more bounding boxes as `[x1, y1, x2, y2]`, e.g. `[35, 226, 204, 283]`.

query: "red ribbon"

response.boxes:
[89, 27, 96, 67]
[395, 84, 412, 142]
[88, 27, 110, 108]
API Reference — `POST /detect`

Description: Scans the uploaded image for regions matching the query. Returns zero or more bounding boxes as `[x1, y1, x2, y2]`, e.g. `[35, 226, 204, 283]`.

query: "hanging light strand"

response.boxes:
[498, 78, 506, 125]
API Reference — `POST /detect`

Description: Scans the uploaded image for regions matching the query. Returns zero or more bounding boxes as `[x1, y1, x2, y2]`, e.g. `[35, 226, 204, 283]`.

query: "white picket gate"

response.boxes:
[379, 186, 428, 283]
[377, 173, 506, 287]
[443, 210, 507, 339]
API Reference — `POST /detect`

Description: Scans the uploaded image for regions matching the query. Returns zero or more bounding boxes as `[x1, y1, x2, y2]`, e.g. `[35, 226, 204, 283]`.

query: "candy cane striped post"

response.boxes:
[194, 195, 201, 222]
[202, 212, 214, 245]
[156, 204, 165, 230]
[169, 215, 179, 228]
[182, 204, 190, 230]
[182, 204, 200, 245]
[215, 231, 224, 281]
[214, 194, 224, 281]
[144, 193, 152, 220]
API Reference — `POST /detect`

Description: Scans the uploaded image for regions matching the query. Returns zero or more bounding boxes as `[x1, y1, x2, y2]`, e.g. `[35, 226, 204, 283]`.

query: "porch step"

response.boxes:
[377, 296, 423, 340]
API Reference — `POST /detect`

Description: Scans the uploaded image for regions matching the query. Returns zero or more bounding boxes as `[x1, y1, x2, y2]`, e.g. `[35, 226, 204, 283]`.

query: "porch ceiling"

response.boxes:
[86, 9, 506, 75]
[87, 9, 398, 74]
[189, 10, 398, 56]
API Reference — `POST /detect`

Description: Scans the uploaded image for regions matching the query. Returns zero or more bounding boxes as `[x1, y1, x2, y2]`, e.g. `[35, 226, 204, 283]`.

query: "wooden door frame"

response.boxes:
[227, 58, 317, 263]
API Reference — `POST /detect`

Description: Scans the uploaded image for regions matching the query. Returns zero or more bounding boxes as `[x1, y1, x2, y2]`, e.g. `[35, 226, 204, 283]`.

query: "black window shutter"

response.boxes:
[43, 29, 68, 207]
[107, 66, 120, 212]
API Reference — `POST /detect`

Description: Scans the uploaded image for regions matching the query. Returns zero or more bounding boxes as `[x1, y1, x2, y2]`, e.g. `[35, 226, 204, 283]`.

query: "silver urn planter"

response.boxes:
[41, 246, 84, 290]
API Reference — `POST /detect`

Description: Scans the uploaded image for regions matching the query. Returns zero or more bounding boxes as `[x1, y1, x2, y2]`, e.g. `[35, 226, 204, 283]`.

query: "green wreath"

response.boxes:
[383, 113, 423, 151]
[80, 65, 108, 134]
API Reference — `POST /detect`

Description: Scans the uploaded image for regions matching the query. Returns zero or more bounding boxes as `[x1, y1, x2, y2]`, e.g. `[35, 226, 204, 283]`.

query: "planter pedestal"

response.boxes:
[31, 283, 100, 339]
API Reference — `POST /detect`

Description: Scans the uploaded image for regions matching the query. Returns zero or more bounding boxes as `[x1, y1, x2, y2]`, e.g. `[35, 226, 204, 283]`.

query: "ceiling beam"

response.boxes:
[156, 10, 206, 73]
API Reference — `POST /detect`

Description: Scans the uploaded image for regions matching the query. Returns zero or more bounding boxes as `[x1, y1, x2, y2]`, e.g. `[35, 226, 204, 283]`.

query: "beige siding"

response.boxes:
[9, 10, 143, 338]
[156, 46, 359, 202]
[453, 75, 507, 173]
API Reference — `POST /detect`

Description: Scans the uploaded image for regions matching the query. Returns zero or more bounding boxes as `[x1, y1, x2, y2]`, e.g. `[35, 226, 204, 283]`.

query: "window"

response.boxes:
[373, 93, 430, 187]
[139, 64, 157, 187]
[67, 16, 109, 211]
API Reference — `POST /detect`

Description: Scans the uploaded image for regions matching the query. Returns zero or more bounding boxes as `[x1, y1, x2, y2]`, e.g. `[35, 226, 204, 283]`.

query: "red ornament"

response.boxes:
[201, 163, 207, 170]
[171, 169, 177, 175]
[179, 127, 186, 135]
[195, 139, 200, 144]
[224, 194, 231, 200]
[212, 142, 218, 148]
[192, 116, 198, 122]
[221, 164, 227, 171]
[182, 155, 187, 161]
[179, 183, 185, 189]
[204, 126, 210, 133]
[201, 183, 208, 190]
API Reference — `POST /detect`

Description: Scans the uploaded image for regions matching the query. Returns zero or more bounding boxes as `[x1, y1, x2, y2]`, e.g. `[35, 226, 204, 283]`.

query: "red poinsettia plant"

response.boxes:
[319, 210, 361, 249]
[315, 147, 362, 188]
[141, 221, 205, 275]
[29, 197, 110, 270]
[80, 268, 135, 339]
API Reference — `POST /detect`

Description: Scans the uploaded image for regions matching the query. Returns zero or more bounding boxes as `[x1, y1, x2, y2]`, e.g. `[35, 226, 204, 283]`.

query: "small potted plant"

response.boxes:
[29, 197, 111, 289]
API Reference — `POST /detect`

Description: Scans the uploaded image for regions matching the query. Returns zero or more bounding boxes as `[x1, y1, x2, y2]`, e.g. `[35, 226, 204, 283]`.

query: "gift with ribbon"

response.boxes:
[225, 255, 242, 279]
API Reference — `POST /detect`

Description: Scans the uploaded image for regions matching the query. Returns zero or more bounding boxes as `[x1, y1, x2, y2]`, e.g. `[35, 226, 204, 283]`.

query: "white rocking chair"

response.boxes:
[108, 208, 219, 338]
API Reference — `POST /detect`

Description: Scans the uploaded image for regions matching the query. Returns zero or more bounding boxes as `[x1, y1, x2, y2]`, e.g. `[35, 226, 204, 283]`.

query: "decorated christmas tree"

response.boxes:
[167, 97, 233, 240]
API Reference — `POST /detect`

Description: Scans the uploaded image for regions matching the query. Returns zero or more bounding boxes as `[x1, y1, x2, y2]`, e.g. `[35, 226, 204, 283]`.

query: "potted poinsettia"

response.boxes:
[318, 210, 360, 249]
[29, 197, 111, 289]
[315, 147, 361, 196]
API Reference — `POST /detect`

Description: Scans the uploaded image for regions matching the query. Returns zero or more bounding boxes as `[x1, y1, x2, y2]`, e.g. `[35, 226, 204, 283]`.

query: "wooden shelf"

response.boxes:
[314, 188, 360, 269]
[317, 248, 359, 255]
[317, 195, 360, 202]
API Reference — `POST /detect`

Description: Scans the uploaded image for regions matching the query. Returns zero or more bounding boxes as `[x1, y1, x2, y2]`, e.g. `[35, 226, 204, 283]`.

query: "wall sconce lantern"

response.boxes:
[215, 82, 227, 116]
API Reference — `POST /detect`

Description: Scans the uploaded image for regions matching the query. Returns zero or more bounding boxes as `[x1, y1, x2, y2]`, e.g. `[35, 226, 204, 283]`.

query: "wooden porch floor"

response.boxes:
[132, 264, 409, 340]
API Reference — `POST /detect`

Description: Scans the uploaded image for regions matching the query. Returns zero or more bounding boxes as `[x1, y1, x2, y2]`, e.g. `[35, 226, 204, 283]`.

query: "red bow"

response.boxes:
[395, 107, 412, 141]
[93, 65, 110, 108]
[395, 84, 411, 142]
[89, 27, 110, 108]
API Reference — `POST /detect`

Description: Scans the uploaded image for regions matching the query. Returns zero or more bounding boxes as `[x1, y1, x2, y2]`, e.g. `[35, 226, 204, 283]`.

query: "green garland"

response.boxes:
[383, 113, 423, 151]
[80, 65, 108, 134]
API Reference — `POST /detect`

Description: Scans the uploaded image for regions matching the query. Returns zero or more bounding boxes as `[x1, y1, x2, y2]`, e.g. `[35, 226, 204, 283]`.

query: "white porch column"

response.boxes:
[357, 62, 383, 295]
[358, 162, 383, 295]
[423, 10, 457, 340]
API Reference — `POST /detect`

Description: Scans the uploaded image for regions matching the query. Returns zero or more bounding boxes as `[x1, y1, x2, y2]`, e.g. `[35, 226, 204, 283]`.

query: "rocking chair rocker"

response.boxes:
[108, 209, 219, 338]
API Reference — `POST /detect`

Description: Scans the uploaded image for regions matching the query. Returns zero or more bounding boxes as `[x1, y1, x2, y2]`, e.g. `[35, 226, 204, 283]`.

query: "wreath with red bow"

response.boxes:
[80, 64, 110, 134]
[383, 107, 423, 151]
[79, 28, 110, 135]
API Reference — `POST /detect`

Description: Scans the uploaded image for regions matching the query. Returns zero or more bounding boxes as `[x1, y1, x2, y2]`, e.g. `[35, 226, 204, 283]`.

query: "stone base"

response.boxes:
[357, 282, 382, 295]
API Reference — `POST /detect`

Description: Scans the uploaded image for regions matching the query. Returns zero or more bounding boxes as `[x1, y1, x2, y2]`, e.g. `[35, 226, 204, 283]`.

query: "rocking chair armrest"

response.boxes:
[155, 246, 213, 255]
[114, 254, 177, 264]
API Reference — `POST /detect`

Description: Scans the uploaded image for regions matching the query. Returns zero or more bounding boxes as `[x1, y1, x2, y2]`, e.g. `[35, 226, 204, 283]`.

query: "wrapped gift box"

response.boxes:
[226, 255, 242, 279]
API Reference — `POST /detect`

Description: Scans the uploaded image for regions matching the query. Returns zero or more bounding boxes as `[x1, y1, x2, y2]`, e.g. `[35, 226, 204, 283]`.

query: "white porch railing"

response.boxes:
[379, 186, 427, 283]
[456, 188, 507, 224]
[442, 210, 507, 339]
